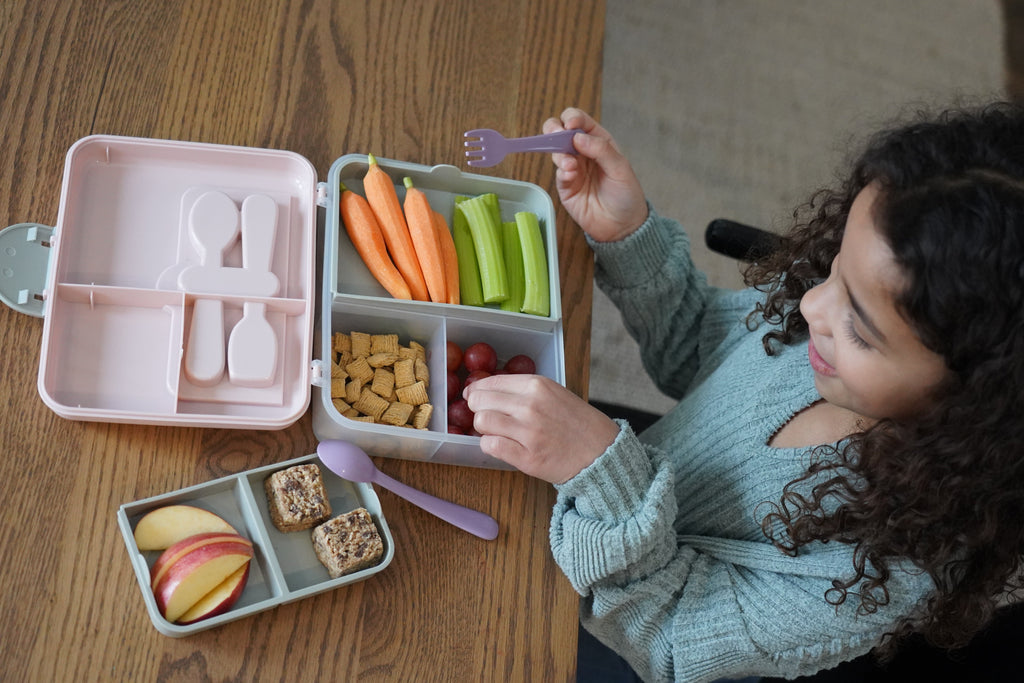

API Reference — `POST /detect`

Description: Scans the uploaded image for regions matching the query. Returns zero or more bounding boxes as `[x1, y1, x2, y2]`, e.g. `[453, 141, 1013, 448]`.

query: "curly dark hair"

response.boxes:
[748, 102, 1024, 653]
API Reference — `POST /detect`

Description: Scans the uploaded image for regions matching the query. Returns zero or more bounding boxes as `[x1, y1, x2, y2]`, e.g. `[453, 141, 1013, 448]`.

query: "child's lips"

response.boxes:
[808, 338, 838, 377]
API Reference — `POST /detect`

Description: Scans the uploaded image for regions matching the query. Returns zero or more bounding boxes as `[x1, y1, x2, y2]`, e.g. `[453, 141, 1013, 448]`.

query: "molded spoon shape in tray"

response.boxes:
[184, 191, 240, 387]
[317, 440, 499, 540]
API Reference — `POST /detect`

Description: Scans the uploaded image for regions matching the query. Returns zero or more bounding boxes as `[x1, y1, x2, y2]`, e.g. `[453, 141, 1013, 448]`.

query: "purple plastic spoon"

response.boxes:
[317, 440, 499, 540]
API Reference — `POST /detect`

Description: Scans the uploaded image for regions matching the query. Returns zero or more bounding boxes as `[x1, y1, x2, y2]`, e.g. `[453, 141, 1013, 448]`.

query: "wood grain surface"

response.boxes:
[0, 1, 603, 680]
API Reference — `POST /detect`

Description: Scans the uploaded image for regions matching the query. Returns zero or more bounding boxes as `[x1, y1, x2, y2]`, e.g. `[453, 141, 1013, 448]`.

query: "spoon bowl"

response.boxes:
[318, 440, 378, 482]
[317, 440, 499, 541]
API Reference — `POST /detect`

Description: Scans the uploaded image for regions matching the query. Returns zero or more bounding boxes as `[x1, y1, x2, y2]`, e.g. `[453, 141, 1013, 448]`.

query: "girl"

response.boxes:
[462, 103, 1024, 682]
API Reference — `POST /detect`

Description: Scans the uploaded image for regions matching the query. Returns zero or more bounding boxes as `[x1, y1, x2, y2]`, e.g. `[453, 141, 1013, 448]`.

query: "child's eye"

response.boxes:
[844, 317, 871, 350]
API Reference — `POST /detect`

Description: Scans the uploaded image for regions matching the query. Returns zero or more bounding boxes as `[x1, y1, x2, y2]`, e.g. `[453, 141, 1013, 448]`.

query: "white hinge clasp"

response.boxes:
[310, 358, 326, 387]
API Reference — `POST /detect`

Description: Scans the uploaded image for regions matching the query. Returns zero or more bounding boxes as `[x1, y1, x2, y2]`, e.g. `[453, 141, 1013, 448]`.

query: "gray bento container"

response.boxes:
[312, 154, 565, 469]
[117, 453, 394, 636]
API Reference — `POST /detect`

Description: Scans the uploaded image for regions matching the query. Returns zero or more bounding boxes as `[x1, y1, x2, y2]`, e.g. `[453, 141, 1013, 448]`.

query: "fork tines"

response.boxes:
[463, 131, 486, 160]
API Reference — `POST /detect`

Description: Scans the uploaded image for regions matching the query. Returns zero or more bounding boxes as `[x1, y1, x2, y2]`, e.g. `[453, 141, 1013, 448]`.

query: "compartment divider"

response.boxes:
[181, 291, 308, 315]
[235, 474, 289, 597]
[54, 281, 185, 308]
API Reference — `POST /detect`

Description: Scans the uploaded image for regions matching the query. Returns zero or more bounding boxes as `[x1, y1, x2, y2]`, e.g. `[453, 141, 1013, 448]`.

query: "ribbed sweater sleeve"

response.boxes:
[588, 204, 716, 399]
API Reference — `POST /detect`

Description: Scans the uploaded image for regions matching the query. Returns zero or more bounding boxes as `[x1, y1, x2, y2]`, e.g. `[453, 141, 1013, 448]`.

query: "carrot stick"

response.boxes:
[433, 209, 460, 305]
[339, 182, 412, 300]
[363, 154, 429, 301]
[402, 177, 447, 303]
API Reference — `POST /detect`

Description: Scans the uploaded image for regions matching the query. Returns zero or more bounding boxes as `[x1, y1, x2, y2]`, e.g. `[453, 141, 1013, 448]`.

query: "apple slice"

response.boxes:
[150, 532, 252, 590]
[153, 538, 254, 623]
[176, 562, 250, 624]
[134, 505, 236, 551]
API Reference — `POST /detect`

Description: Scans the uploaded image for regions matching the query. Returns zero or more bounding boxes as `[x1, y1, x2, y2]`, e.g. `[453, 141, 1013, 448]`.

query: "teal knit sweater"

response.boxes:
[552, 208, 933, 682]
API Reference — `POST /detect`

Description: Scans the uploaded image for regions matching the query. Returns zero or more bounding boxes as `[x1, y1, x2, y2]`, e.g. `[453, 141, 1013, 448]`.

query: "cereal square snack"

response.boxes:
[264, 464, 332, 532]
[312, 508, 384, 579]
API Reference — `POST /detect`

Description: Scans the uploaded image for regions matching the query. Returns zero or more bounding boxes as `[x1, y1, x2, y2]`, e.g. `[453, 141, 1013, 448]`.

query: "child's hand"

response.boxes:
[543, 108, 648, 243]
[463, 373, 620, 484]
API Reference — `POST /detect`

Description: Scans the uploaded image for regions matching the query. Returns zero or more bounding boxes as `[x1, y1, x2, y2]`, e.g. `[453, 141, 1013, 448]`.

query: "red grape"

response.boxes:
[448, 399, 475, 430]
[446, 370, 461, 403]
[463, 370, 491, 391]
[503, 354, 536, 374]
[463, 342, 497, 373]
[446, 341, 463, 371]
[447, 424, 466, 435]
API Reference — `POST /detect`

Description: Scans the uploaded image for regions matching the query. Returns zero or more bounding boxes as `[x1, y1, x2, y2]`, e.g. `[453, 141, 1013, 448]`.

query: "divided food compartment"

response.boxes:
[35, 135, 317, 428]
[310, 155, 565, 468]
[117, 453, 394, 636]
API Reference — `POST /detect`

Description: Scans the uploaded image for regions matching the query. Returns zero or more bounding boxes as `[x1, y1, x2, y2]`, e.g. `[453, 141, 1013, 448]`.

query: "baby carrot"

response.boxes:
[433, 209, 460, 305]
[402, 177, 447, 303]
[363, 154, 429, 301]
[339, 182, 412, 300]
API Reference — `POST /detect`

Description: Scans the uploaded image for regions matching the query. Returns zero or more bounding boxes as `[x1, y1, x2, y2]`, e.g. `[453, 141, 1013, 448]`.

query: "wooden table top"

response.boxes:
[0, 1, 603, 680]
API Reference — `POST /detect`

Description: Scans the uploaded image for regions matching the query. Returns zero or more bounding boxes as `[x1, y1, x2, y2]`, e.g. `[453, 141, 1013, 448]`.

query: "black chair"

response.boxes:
[704, 218, 784, 261]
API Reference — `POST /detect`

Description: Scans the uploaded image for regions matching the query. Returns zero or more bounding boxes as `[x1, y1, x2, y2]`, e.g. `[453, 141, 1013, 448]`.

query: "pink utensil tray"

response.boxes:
[18, 136, 318, 428]
[2, 135, 565, 467]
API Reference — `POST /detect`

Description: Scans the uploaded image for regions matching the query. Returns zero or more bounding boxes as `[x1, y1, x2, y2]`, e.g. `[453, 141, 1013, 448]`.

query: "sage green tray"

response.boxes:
[117, 453, 393, 637]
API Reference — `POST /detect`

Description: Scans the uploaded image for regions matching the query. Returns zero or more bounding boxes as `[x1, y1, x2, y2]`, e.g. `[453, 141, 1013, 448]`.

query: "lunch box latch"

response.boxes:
[316, 182, 329, 208]
[310, 358, 326, 387]
[0, 223, 54, 318]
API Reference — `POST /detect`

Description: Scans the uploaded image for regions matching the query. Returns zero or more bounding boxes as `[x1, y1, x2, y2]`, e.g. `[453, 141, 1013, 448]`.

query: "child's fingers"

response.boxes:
[479, 433, 531, 469]
[558, 108, 605, 137]
[463, 374, 529, 415]
[464, 375, 546, 431]
[542, 116, 565, 134]
[544, 115, 587, 168]
[465, 379, 541, 468]
[471, 407, 515, 438]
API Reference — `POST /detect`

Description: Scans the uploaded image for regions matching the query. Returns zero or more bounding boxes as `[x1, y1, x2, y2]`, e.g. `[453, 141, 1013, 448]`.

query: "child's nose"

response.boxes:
[800, 282, 832, 337]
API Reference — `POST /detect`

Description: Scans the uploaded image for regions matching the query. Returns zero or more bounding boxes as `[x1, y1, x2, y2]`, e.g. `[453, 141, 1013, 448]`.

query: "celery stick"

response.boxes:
[482, 192, 503, 243]
[457, 195, 508, 303]
[483, 192, 507, 274]
[515, 211, 550, 316]
[452, 196, 484, 307]
[500, 221, 526, 313]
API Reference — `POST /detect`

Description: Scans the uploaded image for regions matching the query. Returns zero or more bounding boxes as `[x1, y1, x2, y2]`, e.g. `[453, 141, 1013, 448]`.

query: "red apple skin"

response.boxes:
[133, 504, 236, 550]
[150, 532, 251, 589]
[153, 539, 254, 622]
[175, 562, 251, 625]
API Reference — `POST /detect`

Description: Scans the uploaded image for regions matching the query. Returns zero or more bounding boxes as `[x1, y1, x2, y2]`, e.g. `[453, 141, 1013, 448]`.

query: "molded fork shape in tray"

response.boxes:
[463, 129, 578, 168]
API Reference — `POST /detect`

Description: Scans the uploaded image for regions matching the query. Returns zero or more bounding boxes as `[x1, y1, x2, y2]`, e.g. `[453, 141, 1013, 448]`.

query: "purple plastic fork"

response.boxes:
[463, 128, 579, 168]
